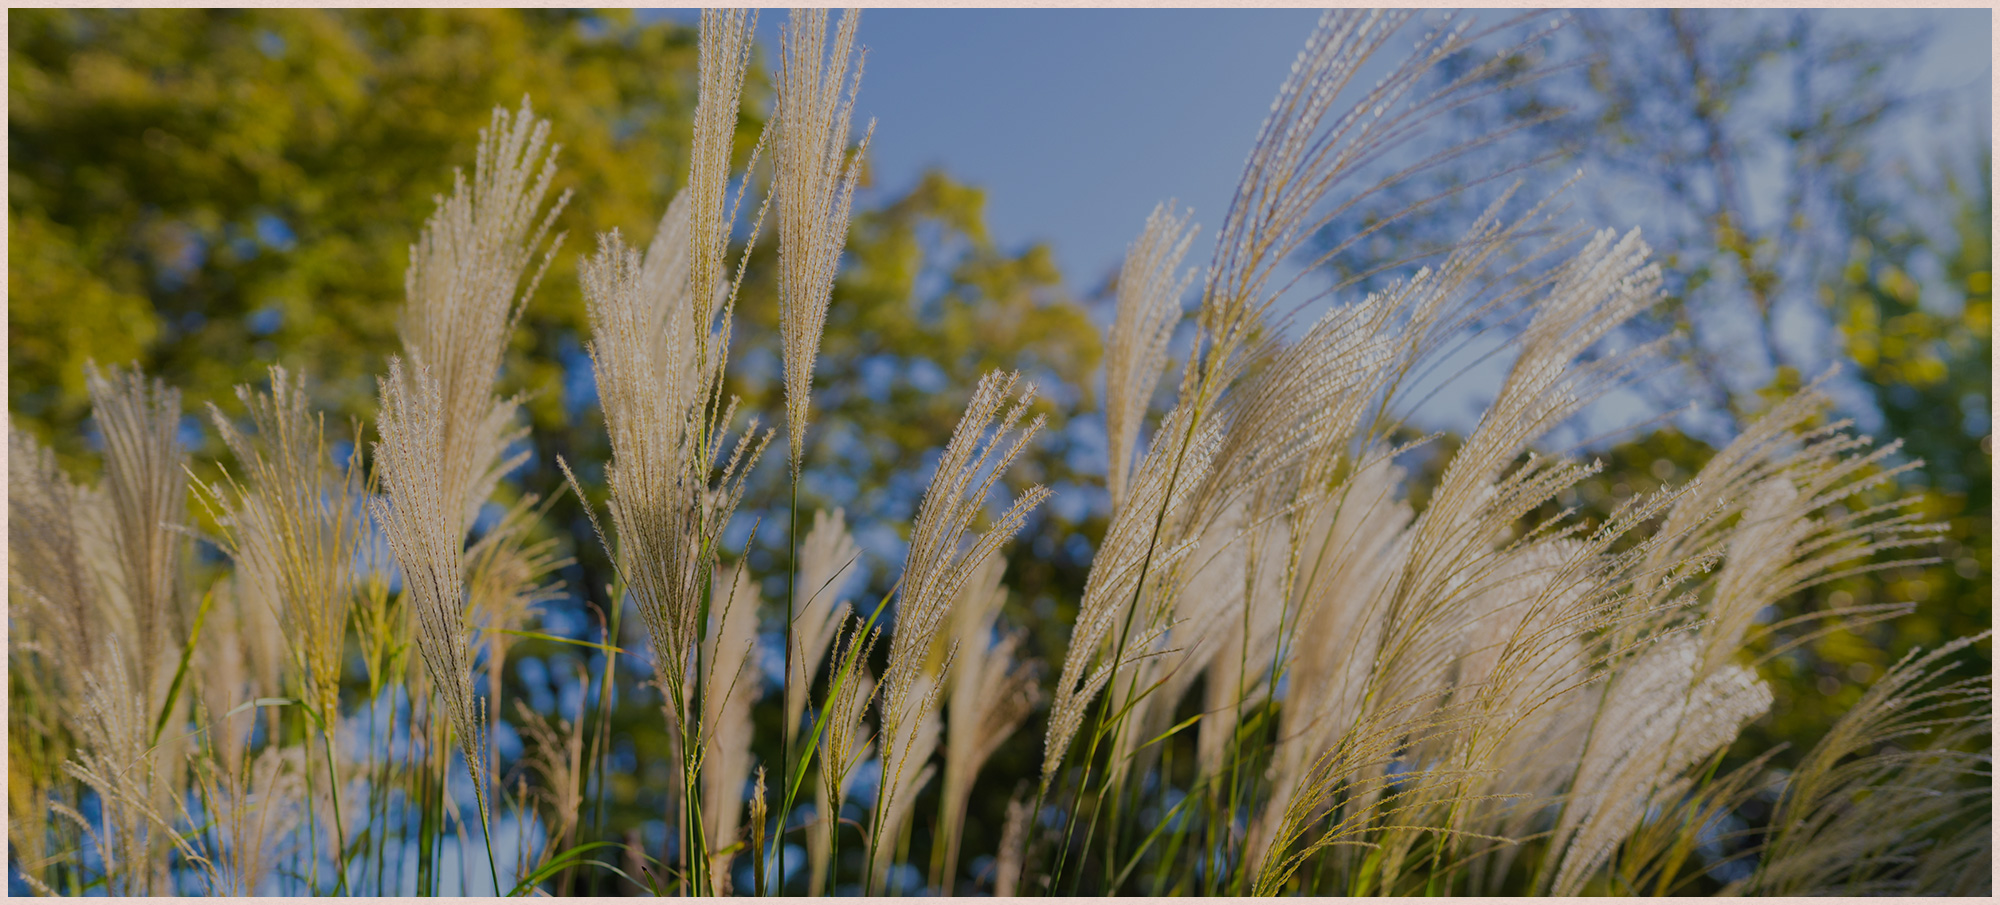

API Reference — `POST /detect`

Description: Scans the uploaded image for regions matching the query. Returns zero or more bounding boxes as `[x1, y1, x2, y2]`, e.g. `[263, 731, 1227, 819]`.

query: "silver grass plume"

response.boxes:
[1066, 4, 1564, 807]
[776, 6, 873, 478]
[193, 743, 308, 895]
[1159, 292, 1402, 787]
[1749, 633, 1992, 895]
[1368, 227, 1661, 717]
[1247, 456, 1412, 868]
[513, 697, 585, 881]
[400, 98, 569, 535]
[1180, 9, 1558, 414]
[7, 424, 115, 719]
[1247, 196, 1665, 893]
[80, 363, 198, 876]
[875, 370, 1050, 848]
[83, 362, 191, 708]
[993, 791, 1031, 896]
[1429, 482, 1700, 879]
[812, 616, 879, 893]
[1103, 202, 1196, 511]
[789, 507, 861, 735]
[1547, 636, 1772, 895]
[1549, 387, 1949, 892]
[1043, 402, 1217, 786]
[370, 357, 490, 826]
[62, 644, 212, 895]
[566, 11, 777, 762]
[1250, 690, 1473, 895]
[688, 7, 761, 390]
[195, 365, 365, 726]
[702, 561, 763, 893]
[1344, 222, 1671, 887]
[567, 230, 771, 748]
[936, 554, 1040, 890]
[872, 668, 942, 893]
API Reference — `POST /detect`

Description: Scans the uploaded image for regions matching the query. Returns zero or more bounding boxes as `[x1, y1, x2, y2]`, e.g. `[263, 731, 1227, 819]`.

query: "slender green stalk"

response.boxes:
[319, 724, 352, 895]
[825, 807, 841, 896]
[1220, 559, 1259, 896]
[303, 717, 322, 894]
[783, 476, 799, 895]
[480, 797, 502, 895]
[585, 596, 621, 894]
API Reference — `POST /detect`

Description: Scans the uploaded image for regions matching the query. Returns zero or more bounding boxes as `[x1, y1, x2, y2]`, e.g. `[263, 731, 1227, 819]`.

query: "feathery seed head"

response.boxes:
[1104, 202, 1197, 511]
[83, 362, 192, 702]
[369, 356, 490, 824]
[776, 7, 874, 478]
[789, 507, 862, 733]
[879, 370, 1049, 812]
[401, 98, 567, 536]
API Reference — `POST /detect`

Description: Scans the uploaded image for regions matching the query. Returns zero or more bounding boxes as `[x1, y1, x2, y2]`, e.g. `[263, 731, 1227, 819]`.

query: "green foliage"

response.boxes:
[8, 8, 716, 462]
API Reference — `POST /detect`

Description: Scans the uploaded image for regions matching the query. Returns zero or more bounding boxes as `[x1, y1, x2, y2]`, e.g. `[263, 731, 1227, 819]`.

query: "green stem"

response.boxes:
[304, 717, 322, 894]
[320, 725, 352, 895]
[783, 475, 799, 896]
[825, 794, 841, 896]
[415, 698, 434, 897]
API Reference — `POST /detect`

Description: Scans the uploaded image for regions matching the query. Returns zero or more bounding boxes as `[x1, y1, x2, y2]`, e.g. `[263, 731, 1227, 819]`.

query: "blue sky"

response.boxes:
[648, 7, 1990, 296]
[645, 7, 1991, 438]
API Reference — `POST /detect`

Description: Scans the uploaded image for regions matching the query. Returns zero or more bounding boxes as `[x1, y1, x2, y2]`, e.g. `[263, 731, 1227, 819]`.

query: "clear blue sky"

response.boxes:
[644, 7, 1990, 438]
[647, 7, 1988, 298]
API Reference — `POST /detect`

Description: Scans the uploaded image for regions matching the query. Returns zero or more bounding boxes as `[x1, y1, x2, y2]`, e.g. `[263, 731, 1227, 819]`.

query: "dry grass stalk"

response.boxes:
[83, 363, 192, 708]
[8, 424, 116, 716]
[1749, 633, 1992, 895]
[195, 365, 365, 727]
[1103, 202, 1196, 511]
[370, 356, 490, 826]
[513, 696, 585, 879]
[775, 6, 873, 477]
[400, 98, 568, 535]
[812, 616, 879, 893]
[874, 370, 1050, 854]
[934, 555, 1040, 889]
[194, 743, 307, 895]
[701, 561, 764, 893]
[789, 507, 862, 731]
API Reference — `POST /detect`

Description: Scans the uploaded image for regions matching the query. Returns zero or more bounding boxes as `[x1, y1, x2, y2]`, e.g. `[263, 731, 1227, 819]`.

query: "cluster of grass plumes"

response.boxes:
[6, 7, 1989, 898]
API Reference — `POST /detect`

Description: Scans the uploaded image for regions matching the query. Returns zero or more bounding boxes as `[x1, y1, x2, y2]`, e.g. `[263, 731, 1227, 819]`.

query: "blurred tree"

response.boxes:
[9, 10, 1107, 891]
[1322, 12, 1989, 888]
[1494, 10, 1994, 715]
[8, 8, 734, 466]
